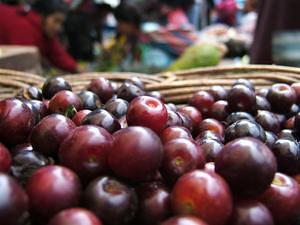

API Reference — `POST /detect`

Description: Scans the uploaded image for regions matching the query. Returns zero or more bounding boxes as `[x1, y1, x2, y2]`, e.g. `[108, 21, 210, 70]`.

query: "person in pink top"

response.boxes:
[160, 0, 194, 28]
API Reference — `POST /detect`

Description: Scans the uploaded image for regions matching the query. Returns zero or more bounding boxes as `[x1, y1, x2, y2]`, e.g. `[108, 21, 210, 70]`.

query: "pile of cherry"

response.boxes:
[1, 76, 300, 225]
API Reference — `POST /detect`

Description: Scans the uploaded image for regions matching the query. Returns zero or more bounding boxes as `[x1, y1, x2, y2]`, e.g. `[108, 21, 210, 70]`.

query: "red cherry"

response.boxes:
[126, 96, 168, 134]
[161, 216, 209, 225]
[87, 78, 114, 103]
[189, 91, 215, 117]
[49, 90, 82, 115]
[72, 110, 91, 126]
[48, 208, 102, 225]
[171, 170, 232, 225]
[26, 165, 81, 220]
[160, 126, 193, 144]
[178, 106, 202, 132]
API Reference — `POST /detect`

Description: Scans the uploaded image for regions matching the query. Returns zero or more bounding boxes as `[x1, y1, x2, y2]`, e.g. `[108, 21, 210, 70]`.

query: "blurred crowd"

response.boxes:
[2, 0, 296, 74]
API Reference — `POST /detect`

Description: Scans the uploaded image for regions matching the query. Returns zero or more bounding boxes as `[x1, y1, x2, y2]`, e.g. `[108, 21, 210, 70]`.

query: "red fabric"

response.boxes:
[167, 8, 190, 28]
[0, 3, 77, 72]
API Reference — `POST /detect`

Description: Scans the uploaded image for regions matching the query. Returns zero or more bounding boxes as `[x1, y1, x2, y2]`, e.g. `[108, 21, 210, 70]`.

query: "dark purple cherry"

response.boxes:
[42, 77, 72, 100]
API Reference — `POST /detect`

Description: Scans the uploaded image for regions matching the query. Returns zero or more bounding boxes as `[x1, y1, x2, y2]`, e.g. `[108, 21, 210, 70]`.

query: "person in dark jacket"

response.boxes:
[251, 0, 300, 66]
[0, 0, 78, 73]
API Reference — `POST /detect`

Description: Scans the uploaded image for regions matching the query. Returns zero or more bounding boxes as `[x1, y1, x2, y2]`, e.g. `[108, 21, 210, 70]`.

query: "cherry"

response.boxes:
[42, 77, 72, 100]
[265, 131, 277, 148]
[287, 104, 300, 118]
[29, 100, 48, 121]
[255, 110, 280, 134]
[49, 90, 82, 115]
[277, 129, 297, 141]
[82, 109, 121, 134]
[30, 114, 76, 156]
[160, 126, 192, 144]
[83, 176, 137, 225]
[11, 150, 50, 185]
[258, 173, 300, 224]
[208, 100, 229, 121]
[11, 143, 33, 155]
[171, 170, 232, 225]
[225, 111, 255, 126]
[178, 113, 193, 132]
[48, 208, 102, 225]
[197, 118, 224, 137]
[166, 110, 184, 127]
[272, 139, 300, 175]
[165, 103, 177, 112]
[285, 116, 295, 129]
[189, 91, 215, 117]
[178, 106, 202, 132]
[135, 182, 171, 225]
[18, 86, 43, 100]
[0, 173, 29, 225]
[292, 82, 300, 104]
[117, 82, 145, 102]
[59, 125, 113, 181]
[87, 78, 114, 103]
[147, 91, 165, 102]
[104, 98, 129, 119]
[0, 143, 11, 173]
[208, 85, 228, 100]
[234, 79, 255, 91]
[127, 76, 145, 89]
[78, 91, 101, 110]
[267, 83, 297, 113]
[161, 216, 209, 225]
[229, 200, 274, 225]
[215, 137, 277, 196]
[196, 130, 224, 143]
[256, 95, 271, 111]
[160, 138, 205, 184]
[225, 120, 266, 143]
[0, 98, 34, 146]
[198, 138, 224, 162]
[126, 96, 168, 134]
[294, 113, 300, 133]
[26, 165, 81, 220]
[72, 110, 91, 126]
[257, 88, 269, 98]
[108, 126, 163, 182]
[227, 84, 256, 113]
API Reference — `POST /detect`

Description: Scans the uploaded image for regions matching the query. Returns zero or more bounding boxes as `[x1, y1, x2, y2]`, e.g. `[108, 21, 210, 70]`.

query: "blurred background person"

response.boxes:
[0, 0, 79, 73]
[215, 0, 238, 26]
[251, 0, 300, 66]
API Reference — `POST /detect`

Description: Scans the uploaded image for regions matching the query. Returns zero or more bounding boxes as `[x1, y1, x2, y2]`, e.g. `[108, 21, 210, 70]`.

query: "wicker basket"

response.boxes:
[152, 65, 300, 104]
[2, 65, 300, 103]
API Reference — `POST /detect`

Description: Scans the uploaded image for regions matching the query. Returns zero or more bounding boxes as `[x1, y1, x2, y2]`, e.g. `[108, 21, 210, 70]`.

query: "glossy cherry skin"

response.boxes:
[160, 139, 205, 184]
[272, 139, 300, 175]
[257, 88, 269, 98]
[30, 114, 76, 156]
[82, 109, 121, 134]
[147, 91, 165, 102]
[0, 173, 29, 225]
[267, 83, 297, 113]
[49, 90, 82, 115]
[196, 130, 224, 143]
[284, 116, 295, 129]
[165, 103, 177, 112]
[48, 208, 102, 225]
[178, 113, 193, 132]
[108, 126, 163, 182]
[135, 182, 171, 225]
[104, 98, 129, 119]
[11, 150, 50, 185]
[171, 170, 232, 225]
[189, 91, 215, 117]
[11, 143, 33, 155]
[294, 113, 300, 134]
[209, 100, 229, 121]
[19, 86, 43, 100]
[256, 95, 271, 111]
[258, 173, 300, 224]
[215, 137, 277, 196]
[72, 110, 92, 126]
[117, 82, 145, 102]
[277, 129, 297, 141]
[197, 118, 224, 137]
[83, 176, 137, 225]
[26, 100, 48, 124]
[78, 91, 101, 110]
[178, 106, 202, 132]
[198, 138, 224, 162]
[0, 98, 34, 146]
[255, 110, 280, 134]
[166, 111, 184, 127]
[208, 85, 228, 100]
[227, 84, 256, 113]
[42, 77, 72, 99]
[225, 120, 266, 143]
[0, 143, 11, 173]
[161, 216, 208, 225]
[128, 76, 145, 89]
[229, 200, 274, 225]
[225, 112, 255, 126]
[126, 96, 168, 134]
[292, 82, 300, 104]
[59, 125, 113, 181]
[265, 131, 277, 148]
[160, 126, 192, 144]
[26, 165, 81, 220]
[87, 78, 114, 103]
[234, 79, 255, 91]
